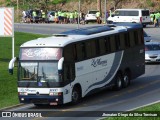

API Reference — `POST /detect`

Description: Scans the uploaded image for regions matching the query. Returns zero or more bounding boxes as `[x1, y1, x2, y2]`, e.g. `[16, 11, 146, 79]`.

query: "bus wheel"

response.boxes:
[122, 72, 130, 88]
[114, 73, 123, 90]
[71, 88, 80, 104]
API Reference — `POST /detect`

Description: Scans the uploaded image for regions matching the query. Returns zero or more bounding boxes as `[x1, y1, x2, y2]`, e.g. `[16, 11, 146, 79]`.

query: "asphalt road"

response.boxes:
[2, 24, 160, 120]
[14, 23, 100, 35]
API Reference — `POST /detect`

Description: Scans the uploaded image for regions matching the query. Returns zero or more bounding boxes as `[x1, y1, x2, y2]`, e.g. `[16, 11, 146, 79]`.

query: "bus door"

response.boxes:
[63, 62, 75, 103]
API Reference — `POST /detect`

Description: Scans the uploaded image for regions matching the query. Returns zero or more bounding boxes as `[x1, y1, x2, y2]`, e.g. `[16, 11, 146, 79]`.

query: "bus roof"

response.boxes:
[20, 23, 143, 48]
[61, 26, 114, 35]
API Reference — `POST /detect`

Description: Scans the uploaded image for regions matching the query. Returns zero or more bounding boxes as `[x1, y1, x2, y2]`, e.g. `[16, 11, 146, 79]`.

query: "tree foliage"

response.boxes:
[51, 0, 68, 5]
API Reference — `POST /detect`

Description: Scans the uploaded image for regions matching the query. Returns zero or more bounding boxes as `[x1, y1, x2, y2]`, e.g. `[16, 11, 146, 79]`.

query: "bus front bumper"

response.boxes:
[19, 94, 63, 105]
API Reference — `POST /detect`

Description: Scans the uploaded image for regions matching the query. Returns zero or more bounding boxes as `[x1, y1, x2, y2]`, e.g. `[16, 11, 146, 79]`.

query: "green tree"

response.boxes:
[52, 0, 67, 5]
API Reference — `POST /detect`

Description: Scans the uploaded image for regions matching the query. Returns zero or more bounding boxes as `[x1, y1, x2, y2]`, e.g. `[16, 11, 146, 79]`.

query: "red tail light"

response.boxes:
[140, 17, 142, 23]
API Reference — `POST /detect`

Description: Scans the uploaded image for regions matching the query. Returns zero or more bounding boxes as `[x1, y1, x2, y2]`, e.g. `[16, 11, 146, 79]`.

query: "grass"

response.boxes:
[104, 103, 160, 120]
[0, 32, 48, 109]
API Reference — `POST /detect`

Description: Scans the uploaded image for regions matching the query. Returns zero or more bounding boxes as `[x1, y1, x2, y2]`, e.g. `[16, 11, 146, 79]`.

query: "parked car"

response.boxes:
[144, 31, 152, 42]
[46, 11, 55, 23]
[145, 42, 160, 63]
[85, 10, 101, 24]
[26, 9, 42, 23]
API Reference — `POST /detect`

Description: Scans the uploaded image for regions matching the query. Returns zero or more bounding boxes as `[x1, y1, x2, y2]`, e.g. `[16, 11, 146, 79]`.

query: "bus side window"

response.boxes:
[85, 41, 92, 59]
[105, 37, 111, 53]
[115, 34, 121, 50]
[110, 36, 116, 52]
[95, 39, 100, 56]
[76, 43, 86, 61]
[85, 40, 96, 59]
[134, 31, 138, 45]
[99, 37, 106, 55]
[124, 33, 130, 48]
[63, 63, 75, 82]
[129, 31, 135, 47]
[91, 40, 96, 58]
[138, 29, 144, 44]
[120, 33, 125, 49]
[64, 44, 74, 62]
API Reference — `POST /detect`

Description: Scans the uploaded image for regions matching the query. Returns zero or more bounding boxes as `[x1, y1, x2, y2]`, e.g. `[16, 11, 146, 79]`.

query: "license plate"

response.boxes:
[50, 102, 57, 105]
[151, 59, 156, 61]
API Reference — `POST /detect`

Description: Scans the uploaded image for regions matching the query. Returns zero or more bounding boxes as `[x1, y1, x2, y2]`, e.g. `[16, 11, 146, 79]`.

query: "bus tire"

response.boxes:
[114, 73, 123, 90]
[122, 71, 130, 88]
[71, 87, 80, 105]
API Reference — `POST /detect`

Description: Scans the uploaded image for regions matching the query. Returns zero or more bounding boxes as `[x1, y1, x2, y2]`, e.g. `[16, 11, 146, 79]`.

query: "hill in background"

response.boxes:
[0, 0, 159, 21]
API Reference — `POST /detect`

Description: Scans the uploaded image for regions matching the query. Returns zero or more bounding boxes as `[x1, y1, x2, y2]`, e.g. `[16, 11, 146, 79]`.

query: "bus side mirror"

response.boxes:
[8, 57, 17, 75]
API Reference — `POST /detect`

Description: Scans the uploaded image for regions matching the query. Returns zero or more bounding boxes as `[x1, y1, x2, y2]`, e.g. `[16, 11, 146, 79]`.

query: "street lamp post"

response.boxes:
[77, 0, 81, 29]
[104, 0, 107, 24]
[17, 0, 19, 22]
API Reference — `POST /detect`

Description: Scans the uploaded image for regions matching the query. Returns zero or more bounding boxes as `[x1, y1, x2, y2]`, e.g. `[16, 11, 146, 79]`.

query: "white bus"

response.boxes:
[9, 23, 145, 106]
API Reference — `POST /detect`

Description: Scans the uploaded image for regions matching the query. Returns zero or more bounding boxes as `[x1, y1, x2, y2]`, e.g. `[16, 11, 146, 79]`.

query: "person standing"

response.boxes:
[69, 11, 74, 24]
[74, 10, 78, 24]
[41, 10, 46, 23]
[155, 12, 159, 27]
[58, 10, 62, 24]
[32, 10, 37, 23]
[54, 11, 58, 23]
[96, 11, 101, 24]
[22, 11, 27, 23]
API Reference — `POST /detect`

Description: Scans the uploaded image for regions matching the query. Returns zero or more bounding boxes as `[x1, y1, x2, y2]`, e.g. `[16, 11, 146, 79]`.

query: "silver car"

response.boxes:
[145, 42, 160, 63]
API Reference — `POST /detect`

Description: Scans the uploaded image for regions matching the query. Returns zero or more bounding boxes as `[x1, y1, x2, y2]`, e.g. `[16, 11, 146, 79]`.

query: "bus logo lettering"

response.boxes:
[91, 58, 107, 67]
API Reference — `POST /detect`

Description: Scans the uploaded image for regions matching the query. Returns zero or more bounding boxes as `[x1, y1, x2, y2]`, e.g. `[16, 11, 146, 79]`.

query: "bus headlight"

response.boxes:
[49, 92, 62, 96]
[19, 92, 28, 95]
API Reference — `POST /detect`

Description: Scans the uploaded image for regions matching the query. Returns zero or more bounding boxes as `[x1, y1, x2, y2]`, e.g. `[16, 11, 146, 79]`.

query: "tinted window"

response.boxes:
[115, 11, 139, 16]
[99, 37, 106, 55]
[145, 44, 160, 51]
[142, 10, 149, 16]
[64, 44, 74, 62]
[129, 31, 135, 47]
[76, 43, 86, 61]
[124, 33, 130, 48]
[89, 11, 99, 14]
[50, 12, 55, 16]
[119, 33, 125, 49]
[115, 35, 121, 50]
[85, 40, 96, 58]
[110, 36, 116, 52]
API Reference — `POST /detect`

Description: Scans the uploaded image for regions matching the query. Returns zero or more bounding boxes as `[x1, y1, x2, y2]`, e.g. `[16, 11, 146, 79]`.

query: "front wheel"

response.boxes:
[71, 88, 81, 105]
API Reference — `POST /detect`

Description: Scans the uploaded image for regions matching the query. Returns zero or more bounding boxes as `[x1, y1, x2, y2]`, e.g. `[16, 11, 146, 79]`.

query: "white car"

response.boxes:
[46, 11, 55, 23]
[107, 9, 151, 27]
[145, 42, 160, 63]
[85, 10, 100, 24]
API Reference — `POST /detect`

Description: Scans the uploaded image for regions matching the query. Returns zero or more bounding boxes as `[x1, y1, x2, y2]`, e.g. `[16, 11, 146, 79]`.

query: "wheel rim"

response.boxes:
[72, 90, 79, 102]
[117, 77, 122, 88]
[124, 75, 129, 85]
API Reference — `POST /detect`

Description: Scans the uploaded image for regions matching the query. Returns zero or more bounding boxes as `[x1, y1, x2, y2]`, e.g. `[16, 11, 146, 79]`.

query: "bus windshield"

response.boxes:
[19, 62, 59, 82]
